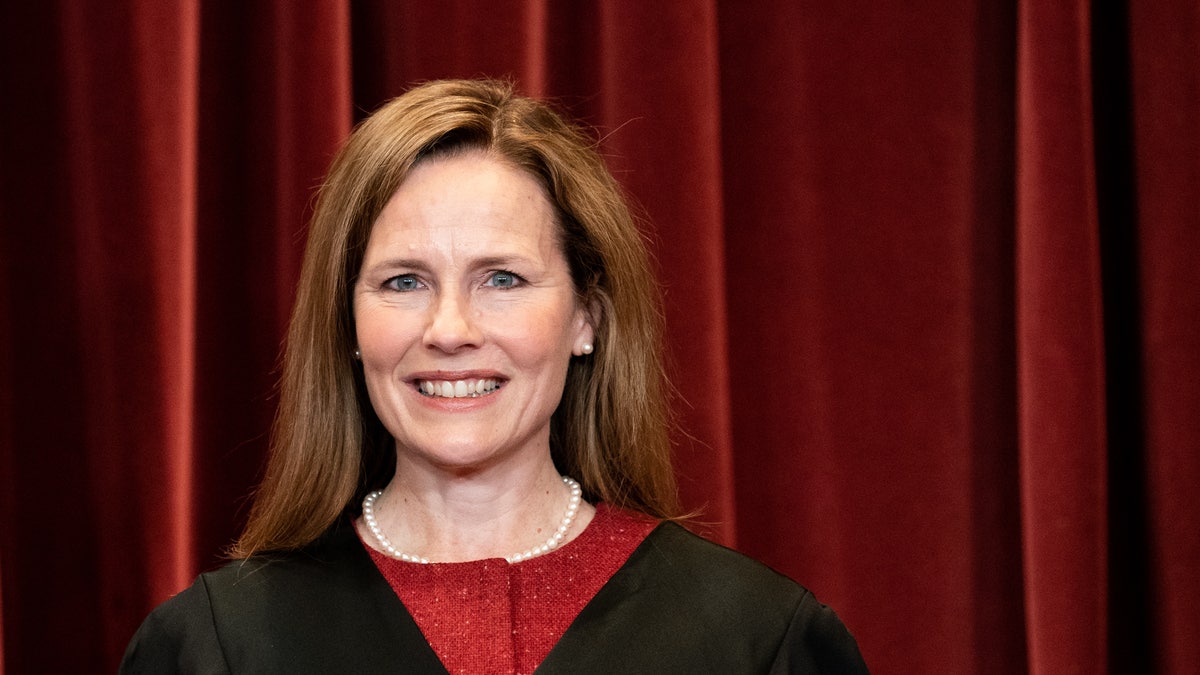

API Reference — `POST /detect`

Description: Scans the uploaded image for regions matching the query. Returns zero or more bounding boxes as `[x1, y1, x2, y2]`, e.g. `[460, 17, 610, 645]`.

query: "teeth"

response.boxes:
[417, 378, 500, 399]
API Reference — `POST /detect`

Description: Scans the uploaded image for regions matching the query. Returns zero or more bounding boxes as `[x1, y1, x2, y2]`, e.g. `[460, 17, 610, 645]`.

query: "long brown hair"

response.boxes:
[232, 79, 677, 558]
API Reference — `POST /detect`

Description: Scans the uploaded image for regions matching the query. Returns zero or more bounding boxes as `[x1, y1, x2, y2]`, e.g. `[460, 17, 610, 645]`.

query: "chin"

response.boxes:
[399, 439, 514, 472]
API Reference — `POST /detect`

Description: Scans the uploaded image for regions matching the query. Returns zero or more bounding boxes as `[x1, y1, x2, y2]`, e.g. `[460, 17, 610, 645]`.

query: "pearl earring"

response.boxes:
[581, 343, 593, 355]
[354, 349, 361, 360]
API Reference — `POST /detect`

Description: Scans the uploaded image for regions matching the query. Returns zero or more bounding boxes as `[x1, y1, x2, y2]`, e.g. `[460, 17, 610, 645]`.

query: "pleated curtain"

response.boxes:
[1, 2, 1196, 673]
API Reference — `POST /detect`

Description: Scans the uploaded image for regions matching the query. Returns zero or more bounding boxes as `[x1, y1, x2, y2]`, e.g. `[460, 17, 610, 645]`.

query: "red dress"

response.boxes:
[363, 504, 658, 675]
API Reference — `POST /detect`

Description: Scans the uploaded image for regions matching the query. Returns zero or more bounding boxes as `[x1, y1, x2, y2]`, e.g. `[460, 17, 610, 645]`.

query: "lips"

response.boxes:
[415, 378, 502, 399]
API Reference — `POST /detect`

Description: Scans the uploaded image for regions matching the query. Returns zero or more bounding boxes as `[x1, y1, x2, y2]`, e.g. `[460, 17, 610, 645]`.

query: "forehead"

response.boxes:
[366, 152, 562, 258]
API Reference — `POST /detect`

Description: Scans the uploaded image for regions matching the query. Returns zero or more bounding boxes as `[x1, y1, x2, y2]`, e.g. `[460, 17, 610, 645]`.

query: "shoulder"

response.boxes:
[619, 516, 816, 624]
[119, 543, 351, 674]
[193, 525, 374, 615]
[120, 522, 441, 673]
[119, 575, 229, 674]
[583, 522, 869, 673]
[636, 521, 805, 605]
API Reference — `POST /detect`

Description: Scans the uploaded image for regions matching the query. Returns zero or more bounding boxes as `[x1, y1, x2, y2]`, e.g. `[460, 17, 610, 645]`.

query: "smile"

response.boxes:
[416, 378, 502, 399]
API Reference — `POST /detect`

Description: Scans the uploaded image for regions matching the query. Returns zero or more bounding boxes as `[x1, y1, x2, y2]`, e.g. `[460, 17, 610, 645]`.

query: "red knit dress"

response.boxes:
[362, 504, 657, 675]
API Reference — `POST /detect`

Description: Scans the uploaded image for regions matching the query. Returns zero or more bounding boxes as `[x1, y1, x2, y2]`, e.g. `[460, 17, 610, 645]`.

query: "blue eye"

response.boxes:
[487, 271, 519, 288]
[385, 275, 422, 291]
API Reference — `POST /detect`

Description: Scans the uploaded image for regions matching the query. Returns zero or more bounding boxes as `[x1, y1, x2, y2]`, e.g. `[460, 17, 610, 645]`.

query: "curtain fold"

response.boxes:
[190, 0, 352, 575]
[1015, 1, 1109, 672]
[1, 1, 1196, 673]
[589, 1, 737, 539]
[1129, 3, 1200, 673]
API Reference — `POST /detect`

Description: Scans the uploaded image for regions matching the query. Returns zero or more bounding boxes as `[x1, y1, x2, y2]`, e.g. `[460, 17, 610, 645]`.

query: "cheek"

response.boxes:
[355, 305, 419, 362]
[496, 309, 579, 367]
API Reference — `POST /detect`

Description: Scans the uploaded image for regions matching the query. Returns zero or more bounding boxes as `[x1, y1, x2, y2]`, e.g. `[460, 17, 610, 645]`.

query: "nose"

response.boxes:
[423, 289, 482, 352]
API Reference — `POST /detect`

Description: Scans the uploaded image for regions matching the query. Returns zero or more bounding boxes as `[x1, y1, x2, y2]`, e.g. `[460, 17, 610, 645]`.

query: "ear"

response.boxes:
[571, 298, 599, 356]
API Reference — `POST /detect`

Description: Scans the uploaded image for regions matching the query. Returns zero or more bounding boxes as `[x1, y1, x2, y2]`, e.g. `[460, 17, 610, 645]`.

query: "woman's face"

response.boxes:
[353, 152, 594, 474]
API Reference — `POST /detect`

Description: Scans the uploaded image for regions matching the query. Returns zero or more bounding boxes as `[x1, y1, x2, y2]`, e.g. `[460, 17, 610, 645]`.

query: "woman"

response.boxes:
[121, 79, 868, 674]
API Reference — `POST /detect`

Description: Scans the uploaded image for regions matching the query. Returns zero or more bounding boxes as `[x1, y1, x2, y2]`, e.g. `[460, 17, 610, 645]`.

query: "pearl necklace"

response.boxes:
[361, 476, 583, 564]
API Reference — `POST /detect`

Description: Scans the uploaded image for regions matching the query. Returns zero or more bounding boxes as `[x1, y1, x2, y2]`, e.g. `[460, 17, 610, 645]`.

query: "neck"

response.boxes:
[359, 457, 594, 563]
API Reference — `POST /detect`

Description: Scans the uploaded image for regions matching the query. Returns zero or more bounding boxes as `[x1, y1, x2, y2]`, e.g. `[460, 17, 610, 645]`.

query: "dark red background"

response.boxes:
[2, 2, 1197, 673]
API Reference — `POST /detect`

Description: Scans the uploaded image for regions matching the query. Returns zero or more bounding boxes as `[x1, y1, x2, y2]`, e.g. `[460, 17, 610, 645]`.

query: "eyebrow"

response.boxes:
[365, 254, 536, 272]
[366, 257, 427, 271]
[472, 255, 534, 269]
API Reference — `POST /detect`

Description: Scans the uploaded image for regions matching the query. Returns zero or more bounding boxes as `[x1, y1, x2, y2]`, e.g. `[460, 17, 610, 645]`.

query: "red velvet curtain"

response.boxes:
[1, 2, 1196, 673]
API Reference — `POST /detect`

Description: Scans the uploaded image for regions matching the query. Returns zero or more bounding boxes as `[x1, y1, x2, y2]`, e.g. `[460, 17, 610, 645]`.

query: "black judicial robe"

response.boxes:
[120, 520, 868, 674]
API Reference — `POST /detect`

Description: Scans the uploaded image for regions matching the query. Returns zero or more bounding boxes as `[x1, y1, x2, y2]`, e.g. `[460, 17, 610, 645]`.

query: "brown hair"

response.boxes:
[232, 79, 678, 558]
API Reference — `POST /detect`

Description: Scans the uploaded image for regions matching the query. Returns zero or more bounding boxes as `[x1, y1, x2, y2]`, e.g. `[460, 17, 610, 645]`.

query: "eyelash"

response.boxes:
[382, 275, 423, 292]
[381, 270, 524, 292]
[485, 270, 524, 289]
